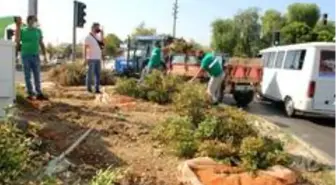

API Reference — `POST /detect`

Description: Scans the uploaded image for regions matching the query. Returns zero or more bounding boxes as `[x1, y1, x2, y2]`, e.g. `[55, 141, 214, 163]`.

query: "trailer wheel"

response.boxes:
[233, 90, 254, 107]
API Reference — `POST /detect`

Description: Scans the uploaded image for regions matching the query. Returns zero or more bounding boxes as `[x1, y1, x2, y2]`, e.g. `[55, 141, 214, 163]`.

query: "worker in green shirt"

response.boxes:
[190, 50, 224, 105]
[15, 15, 48, 100]
[139, 41, 163, 82]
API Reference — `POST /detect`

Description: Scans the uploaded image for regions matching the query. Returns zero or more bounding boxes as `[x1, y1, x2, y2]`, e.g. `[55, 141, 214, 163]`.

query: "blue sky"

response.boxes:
[0, 0, 334, 45]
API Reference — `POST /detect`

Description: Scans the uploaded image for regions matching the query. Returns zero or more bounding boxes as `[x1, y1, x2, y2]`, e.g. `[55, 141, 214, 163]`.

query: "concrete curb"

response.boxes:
[253, 114, 335, 167]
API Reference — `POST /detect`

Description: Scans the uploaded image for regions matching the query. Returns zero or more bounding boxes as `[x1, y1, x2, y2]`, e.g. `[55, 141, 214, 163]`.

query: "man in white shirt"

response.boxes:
[83, 22, 104, 93]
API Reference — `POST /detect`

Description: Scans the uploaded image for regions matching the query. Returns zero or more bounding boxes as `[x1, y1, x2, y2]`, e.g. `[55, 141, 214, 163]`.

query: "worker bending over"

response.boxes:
[189, 50, 224, 105]
[139, 41, 162, 82]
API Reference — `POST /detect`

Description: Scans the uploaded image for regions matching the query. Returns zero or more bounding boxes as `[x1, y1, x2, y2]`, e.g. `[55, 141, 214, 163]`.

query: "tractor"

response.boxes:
[115, 35, 174, 77]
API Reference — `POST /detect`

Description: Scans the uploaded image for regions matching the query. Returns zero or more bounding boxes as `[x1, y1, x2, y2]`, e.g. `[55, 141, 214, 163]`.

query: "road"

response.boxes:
[15, 70, 46, 83]
[15, 70, 335, 162]
[224, 95, 335, 163]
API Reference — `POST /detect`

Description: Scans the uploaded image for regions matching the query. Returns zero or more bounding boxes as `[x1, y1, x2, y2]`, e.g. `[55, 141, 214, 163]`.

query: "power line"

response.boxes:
[172, 0, 178, 37]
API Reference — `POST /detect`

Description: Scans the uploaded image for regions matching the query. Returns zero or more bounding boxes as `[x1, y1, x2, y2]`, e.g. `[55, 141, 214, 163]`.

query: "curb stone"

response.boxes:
[251, 114, 335, 167]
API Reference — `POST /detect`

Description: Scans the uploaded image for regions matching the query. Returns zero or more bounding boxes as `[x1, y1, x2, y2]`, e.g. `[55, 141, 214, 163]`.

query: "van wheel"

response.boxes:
[284, 97, 295, 117]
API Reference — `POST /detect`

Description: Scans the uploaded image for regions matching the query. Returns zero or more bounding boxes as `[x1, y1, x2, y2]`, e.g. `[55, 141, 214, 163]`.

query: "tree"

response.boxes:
[261, 9, 285, 46]
[313, 21, 335, 41]
[211, 19, 237, 55]
[131, 22, 156, 37]
[233, 7, 261, 57]
[281, 22, 312, 44]
[209, 4, 333, 57]
[104, 33, 121, 56]
[286, 3, 320, 28]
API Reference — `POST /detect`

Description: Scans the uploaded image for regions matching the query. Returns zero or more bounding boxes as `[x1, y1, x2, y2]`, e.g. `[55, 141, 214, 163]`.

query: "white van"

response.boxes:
[259, 42, 335, 118]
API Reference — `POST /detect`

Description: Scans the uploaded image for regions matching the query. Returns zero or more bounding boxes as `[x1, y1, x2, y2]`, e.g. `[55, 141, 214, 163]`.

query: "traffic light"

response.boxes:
[273, 31, 280, 46]
[74, 1, 86, 28]
[311, 32, 318, 41]
[322, 13, 328, 25]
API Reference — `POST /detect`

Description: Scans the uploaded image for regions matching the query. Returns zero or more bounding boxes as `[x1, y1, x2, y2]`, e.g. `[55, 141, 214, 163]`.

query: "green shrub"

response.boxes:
[152, 116, 198, 158]
[152, 116, 194, 143]
[0, 121, 31, 184]
[195, 114, 257, 145]
[172, 83, 208, 125]
[114, 78, 143, 98]
[115, 70, 182, 104]
[173, 140, 198, 158]
[197, 140, 237, 159]
[141, 70, 183, 104]
[239, 136, 291, 171]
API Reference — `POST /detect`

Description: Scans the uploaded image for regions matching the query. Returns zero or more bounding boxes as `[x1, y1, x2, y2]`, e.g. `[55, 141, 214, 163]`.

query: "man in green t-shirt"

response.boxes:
[15, 15, 47, 100]
[139, 41, 163, 82]
[189, 50, 225, 104]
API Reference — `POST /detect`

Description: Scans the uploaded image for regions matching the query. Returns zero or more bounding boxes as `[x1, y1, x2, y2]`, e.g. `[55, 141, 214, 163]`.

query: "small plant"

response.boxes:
[152, 116, 194, 143]
[40, 176, 60, 185]
[141, 70, 183, 104]
[89, 167, 124, 185]
[195, 114, 257, 145]
[115, 71, 182, 104]
[114, 78, 143, 98]
[239, 136, 291, 171]
[173, 140, 198, 158]
[197, 140, 237, 159]
[152, 116, 198, 158]
[0, 121, 31, 184]
[172, 83, 208, 125]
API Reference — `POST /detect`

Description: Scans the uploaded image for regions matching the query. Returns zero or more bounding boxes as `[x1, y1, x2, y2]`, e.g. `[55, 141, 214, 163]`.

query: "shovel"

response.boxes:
[44, 127, 93, 176]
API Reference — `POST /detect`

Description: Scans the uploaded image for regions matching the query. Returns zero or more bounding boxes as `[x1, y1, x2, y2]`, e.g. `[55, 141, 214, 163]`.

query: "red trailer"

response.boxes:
[221, 57, 263, 107]
[169, 55, 263, 107]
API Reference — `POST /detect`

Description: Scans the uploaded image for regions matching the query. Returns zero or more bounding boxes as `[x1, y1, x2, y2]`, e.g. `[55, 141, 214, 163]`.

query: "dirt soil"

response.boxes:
[19, 86, 181, 184]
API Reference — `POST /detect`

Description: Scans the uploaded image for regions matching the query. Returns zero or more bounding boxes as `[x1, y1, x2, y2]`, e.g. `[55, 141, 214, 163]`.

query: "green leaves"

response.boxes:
[0, 121, 31, 184]
[115, 70, 183, 104]
[212, 3, 335, 56]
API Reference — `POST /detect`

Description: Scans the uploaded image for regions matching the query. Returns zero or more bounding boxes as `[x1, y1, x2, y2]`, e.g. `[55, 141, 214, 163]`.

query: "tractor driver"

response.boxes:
[189, 50, 225, 105]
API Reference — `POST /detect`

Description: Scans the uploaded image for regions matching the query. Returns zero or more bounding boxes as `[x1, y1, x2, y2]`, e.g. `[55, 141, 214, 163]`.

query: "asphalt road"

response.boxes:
[15, 70, 46, 83]
[15, 70, 335, 162]
[223, 95, 335, 163]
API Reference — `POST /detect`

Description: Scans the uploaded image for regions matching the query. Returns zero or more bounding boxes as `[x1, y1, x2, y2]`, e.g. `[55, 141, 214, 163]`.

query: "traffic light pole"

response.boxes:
[72, 1, 78, 62]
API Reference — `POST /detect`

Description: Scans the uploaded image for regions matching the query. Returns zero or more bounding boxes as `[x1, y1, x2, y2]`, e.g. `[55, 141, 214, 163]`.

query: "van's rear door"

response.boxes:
[313, 50, 335, 111]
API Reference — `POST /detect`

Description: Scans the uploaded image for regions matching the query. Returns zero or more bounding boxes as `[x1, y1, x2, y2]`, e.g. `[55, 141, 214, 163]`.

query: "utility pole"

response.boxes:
[172, 0, 178, 37]
[28, 0, 38, 16]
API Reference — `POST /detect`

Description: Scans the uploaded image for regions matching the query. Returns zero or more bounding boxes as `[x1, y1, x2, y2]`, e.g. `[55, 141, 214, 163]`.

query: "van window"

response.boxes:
[319, 50, 335, 77]
[262, 53, 270, 66]
[263, 52, 276, 68]
[274, 51, 285, 68]
[267, 52, 276, 68]
[283, 50, 306, 70]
